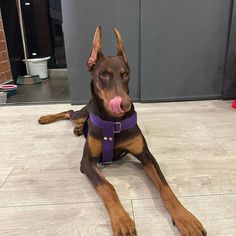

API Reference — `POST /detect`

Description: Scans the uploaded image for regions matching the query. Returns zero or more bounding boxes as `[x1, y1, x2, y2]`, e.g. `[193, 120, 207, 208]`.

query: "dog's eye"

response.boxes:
[123, 73, 129, 81]
[99, 71, 110, 80]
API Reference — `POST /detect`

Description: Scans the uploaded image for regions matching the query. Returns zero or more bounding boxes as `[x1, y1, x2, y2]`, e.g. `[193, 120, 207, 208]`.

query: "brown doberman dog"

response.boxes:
[38, 26, 207, 236]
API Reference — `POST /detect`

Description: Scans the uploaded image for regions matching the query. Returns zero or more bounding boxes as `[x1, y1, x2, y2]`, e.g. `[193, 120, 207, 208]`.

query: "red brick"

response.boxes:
[5, 70, 12, 82]
[0, 31, 4, 41]
[0, 41, 6, 52]
[3, 51, 8, 61]
[0, 20, 3, 30]
[0, 72, 5, 83]
[0, 61, 9, 72]
[1, 51, 8, 61]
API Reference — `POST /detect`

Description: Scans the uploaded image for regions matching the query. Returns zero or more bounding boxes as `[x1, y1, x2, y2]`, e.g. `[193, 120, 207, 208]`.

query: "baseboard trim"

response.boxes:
[140, 95, 222, 103]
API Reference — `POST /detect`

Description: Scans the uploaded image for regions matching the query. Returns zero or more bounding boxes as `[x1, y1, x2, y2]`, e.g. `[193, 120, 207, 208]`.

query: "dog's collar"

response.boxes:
[89, 111, 137, 164]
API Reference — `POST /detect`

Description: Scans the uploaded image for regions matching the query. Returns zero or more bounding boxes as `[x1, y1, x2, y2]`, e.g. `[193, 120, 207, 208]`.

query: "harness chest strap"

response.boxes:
[89, 112, 137, 164]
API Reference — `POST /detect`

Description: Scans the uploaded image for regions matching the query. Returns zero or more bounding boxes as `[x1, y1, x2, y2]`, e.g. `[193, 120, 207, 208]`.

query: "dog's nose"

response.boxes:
[121, 100, 131, 112]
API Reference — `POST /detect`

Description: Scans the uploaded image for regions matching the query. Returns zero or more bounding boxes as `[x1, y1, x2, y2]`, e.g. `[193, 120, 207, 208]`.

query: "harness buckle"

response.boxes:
[113, 122, 121, 133]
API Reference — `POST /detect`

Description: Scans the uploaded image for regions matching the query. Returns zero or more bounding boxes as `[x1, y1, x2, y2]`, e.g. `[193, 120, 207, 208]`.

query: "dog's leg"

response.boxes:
[38, 111, 71, 124]
[69, 105, 89, 136]
[135, 148, 206, 235]
[81, 136, 136, 236]
[121, 133, 206, 236]
[38, 104, 89, 136]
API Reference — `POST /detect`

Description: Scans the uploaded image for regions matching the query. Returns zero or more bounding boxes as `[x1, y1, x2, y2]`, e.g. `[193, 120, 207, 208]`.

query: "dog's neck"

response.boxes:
[89, 81, 135, 122]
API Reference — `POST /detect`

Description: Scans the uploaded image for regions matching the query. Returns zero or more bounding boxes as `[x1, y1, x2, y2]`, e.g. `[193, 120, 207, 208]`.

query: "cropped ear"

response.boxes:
[87, 25, 103, 71]
[113, 27, 128, 63]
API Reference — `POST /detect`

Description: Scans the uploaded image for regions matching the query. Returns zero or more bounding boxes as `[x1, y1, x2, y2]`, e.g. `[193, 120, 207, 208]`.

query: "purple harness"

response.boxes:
[83, 112, 137, 164]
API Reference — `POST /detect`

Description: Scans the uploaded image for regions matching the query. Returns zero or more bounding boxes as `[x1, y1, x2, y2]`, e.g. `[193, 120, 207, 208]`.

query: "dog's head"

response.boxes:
[87, 25, 131, 118]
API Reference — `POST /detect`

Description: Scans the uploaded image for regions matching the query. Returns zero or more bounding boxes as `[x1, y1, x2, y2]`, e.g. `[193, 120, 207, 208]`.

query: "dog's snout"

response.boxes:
[109, 96, 131, 116]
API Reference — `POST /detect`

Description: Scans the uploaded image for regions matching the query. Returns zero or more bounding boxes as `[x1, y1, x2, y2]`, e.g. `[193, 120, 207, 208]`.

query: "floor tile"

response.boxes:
[0, 168, 100, 206]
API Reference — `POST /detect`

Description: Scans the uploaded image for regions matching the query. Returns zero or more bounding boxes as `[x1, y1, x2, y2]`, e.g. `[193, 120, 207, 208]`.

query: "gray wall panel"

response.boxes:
[141, 0, 231, 101]
[223, 0, 236, 99]
[62, 0, 139, 104]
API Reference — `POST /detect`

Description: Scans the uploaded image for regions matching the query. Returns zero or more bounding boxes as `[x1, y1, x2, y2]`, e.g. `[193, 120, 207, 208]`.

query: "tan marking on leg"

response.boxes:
[38, 112, 70, 124]
[87, 135, 102, 157]
[73, 117, 87, 126]
[143, 161, 181, 210]
[160, 186, 182, 211]
[97, 183, 123, 213]
[115, 134, 144, 155]
[96, 183, 136, 236]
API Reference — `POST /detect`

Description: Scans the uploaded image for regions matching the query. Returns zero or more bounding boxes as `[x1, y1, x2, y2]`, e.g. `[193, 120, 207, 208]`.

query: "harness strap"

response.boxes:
[88, 112, 137, 164]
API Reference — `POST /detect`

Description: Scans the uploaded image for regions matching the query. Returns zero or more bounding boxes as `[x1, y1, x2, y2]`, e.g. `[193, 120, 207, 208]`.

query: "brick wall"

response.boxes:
[0, 15, 13, 84]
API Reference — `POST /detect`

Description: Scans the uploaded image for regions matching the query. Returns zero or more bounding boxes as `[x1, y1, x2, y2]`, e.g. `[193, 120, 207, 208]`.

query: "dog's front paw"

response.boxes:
[172, 207, 207, 236]
[112, 211, 136, 236]
[73, 125, 83, 136]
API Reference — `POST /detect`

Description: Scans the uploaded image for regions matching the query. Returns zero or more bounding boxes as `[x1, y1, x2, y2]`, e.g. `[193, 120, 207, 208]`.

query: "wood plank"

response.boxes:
[0, 168, 100, 206]
[0, 200, 133, 236]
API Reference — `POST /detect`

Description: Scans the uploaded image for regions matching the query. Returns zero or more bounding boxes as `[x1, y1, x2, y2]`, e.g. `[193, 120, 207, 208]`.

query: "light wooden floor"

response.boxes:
[0, 100, 236, 236]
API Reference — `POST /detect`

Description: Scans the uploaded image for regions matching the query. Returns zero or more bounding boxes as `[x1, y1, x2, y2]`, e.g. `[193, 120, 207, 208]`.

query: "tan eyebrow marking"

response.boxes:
[120, 67, 126, 74]
[107, 67, 113, 73]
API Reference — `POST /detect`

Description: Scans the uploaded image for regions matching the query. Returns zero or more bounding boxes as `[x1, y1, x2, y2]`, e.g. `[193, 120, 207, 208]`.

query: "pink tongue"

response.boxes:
[109, 96, 124, 115]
